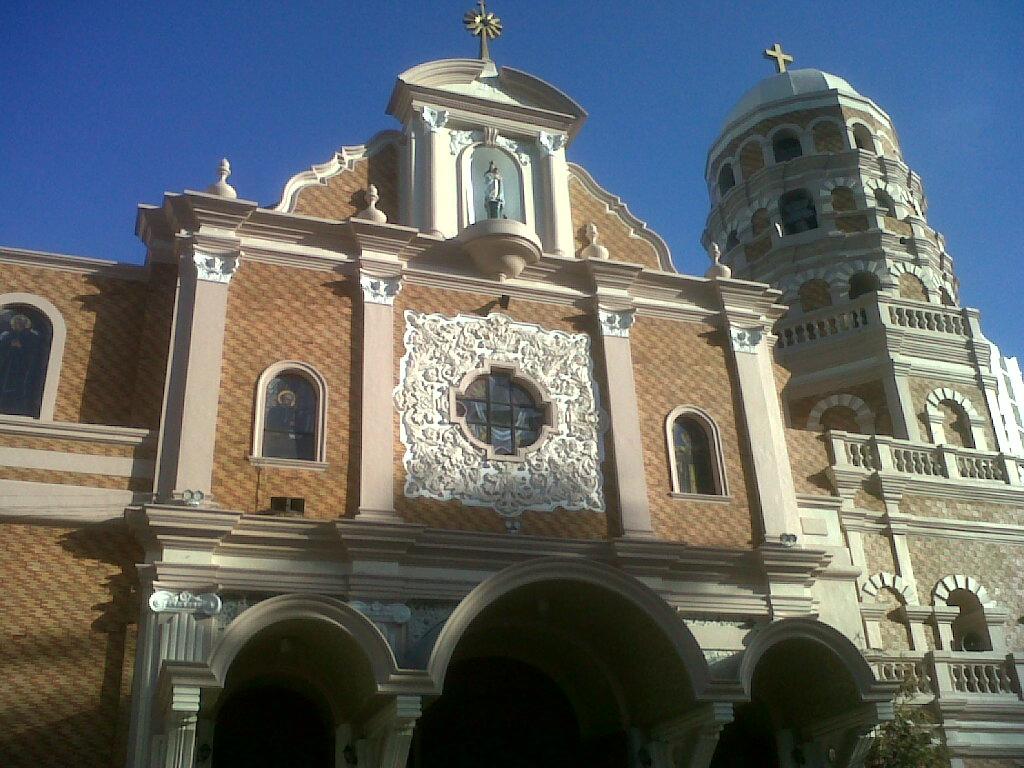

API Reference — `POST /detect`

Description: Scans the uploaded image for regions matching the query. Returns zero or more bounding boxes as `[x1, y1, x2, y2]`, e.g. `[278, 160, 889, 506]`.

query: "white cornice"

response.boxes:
[0, 247, 148, 281]
[0, 415, 155, 446]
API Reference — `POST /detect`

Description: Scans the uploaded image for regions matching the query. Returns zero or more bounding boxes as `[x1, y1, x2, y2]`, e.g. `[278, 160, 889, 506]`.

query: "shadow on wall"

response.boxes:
[0, 521, 141, 768]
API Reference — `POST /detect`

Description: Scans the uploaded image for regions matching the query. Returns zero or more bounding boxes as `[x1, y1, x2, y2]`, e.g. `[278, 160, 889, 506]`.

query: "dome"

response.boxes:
[723, 68, 861, 129]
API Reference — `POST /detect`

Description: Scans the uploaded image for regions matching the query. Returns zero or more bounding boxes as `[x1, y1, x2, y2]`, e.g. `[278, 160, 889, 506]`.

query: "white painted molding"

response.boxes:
[0, 479, 143, 522]
[0, 414, 154, 445]
[728, 326, 763, 354]
[597, 308, 635, 337]
[0, 445, 153, 478]
[861, 572, 918, 605]
[664, 405, 729, 496]
[192, 252, 239, 284]
[567, 163, 674, 272]
[149, 590, 222, 616]
[273, 130, 402, 214]
[537, 131, 568, 157]
[806, 394, 875, 434]
[360, 273, 403, 306]
[830, 259, 897, 294]
[0, 247, 147, 281]
[419, 106, 449, 133]
[251, 361, 329, 464]
[932, 574, 993, 608]
[0, 292, 68, 421]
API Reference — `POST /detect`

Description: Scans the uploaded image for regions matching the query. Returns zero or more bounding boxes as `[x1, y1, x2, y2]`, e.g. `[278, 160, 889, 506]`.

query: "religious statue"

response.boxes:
[0, 311, 47, 417]
[484, 161, 505, 219]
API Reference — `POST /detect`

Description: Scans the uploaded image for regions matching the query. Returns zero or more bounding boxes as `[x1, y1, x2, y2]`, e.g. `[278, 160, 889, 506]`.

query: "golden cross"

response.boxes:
[763, 43, 794, 74]
[464, 0, 503, 61]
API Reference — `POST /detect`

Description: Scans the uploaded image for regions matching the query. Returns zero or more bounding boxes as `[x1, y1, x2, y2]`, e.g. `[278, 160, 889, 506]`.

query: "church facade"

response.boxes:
[1, 23, 1023, 768]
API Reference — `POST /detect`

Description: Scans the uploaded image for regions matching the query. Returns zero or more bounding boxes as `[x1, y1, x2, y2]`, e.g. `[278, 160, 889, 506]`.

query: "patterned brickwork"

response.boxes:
[812, 121, 845, 153]
[129, 262, 176, 428]
[872, 587, 912, 651]
[784, 427, 833, 495]
[831, 187, 857, 212]
[290, 143, 399, 223]
[0, 433, 154, 459]
[860, 531, 896, 575]
[392, 283, 612, 539]
[797, 279, 832, 311]
[898, 272, 928, 302]
[631, 316, 755, 548]
[0, 521, 140, 768]
[719, 106, 846, 161]
[0, 467, 149, 491]
[908, 536, 1024, 650]
[568, 174, 662, 270]
[0, 262, 165, 428]
[738, 140, 764, 177]
[789, 380, 891, 435]
[840, 108, 900, 158]
[900, 495, 1024, 526]
[211, 260, 355, 517]
[835, 214, 870, 233]
[852, 484, 885, 512]
[909, 376, 998, 449]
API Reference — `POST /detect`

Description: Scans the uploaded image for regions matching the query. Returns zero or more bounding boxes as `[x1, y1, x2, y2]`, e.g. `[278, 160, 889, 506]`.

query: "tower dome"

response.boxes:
[723, 69, 861, 129]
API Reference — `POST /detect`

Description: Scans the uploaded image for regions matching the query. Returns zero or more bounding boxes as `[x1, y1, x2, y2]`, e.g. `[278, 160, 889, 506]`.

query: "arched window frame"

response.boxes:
[778, 189, 819, 235]
[808, 117, 846, 154]
[932, 575, 1006, 652]
[806, 393, 874, 434]
[923, 387, 988, 450]
[251, 361, 329, 469]
[664, 406, 728, 499]
[0, 292, 66, 422]
[848, 121, 877, 153]
[455, 141, 535, 231]
[449, 361, 554, 462]
[717, 162, 737, 198]
[768, 125, 807, 164]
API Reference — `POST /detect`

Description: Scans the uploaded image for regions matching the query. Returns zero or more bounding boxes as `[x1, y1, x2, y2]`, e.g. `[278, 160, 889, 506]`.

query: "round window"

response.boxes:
[455, 371, 547, 455]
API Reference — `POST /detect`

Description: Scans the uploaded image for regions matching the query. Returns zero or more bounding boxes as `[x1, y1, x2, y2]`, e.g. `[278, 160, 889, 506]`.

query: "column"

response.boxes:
[360, 695, 421, 768]
[154, 242, 239, 501]
[356, 270, 402, 521]
[161, 686, 201, 768]
[726, 324, 801, 540]
[418, 107, 455, 238]
[882, 360, 920, 442]
[596, 306, 654, 538]
[538, 131, 574, 257]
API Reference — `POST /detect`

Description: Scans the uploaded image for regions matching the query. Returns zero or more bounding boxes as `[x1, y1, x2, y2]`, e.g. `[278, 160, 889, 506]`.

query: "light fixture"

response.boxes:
[779, 532, 798, 548]
[182, 489, 205, 507]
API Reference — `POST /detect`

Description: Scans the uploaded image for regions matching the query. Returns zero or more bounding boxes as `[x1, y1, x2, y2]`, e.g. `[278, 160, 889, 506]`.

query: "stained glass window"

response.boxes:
[262, 372, 318, 460]
[0, 306, 52, 418]
[455, 371, 546, 455]
[672, 417, 716, 495]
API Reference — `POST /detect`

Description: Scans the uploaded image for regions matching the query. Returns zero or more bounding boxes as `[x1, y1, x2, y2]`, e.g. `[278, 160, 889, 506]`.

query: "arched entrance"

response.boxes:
[413, 559, 711, 767]
[712, 619, 895, 768]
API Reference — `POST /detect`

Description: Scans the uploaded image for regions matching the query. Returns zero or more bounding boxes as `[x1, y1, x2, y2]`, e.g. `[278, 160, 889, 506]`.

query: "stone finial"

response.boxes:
[580, 223, 609, 260]
[206, 158, 237, 199]
[355, 184, 388, 223]
[704, 241, 732, 279]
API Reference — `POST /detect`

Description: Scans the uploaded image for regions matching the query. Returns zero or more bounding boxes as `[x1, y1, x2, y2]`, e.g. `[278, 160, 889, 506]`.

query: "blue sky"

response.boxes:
[1, 2, 1022, 349]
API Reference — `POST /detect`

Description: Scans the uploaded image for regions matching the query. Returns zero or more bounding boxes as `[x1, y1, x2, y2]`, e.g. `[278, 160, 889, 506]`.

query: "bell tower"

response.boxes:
[701, 46, 1007, 457]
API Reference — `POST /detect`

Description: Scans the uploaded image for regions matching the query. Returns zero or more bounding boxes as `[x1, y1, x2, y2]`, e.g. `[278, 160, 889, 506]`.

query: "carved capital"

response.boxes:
[598, 308, 635, 337]
[149, 590, 222, 616]
[192, 251, 239, 284]
[538, 131, 568, 156]
[360, 273, 402, 305]
[419, 106, 449, 133]
[449, 129, 477, 155]
[729, 326, 763, 353]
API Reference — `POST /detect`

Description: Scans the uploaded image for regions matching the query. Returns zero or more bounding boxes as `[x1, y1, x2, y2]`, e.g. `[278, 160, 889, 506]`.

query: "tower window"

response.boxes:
[852, 124, 875, 152]
[0, 305, 52, 418]
[772, 132, 803, 163]
[848, 272, 880, 300]
[779, 190, 818, 235]
[717, 164, 736, 196]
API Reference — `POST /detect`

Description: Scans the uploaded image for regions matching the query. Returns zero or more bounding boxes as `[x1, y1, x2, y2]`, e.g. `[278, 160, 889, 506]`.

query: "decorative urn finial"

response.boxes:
[355, 184, 388, 223]
[704, 241, 732, 279]
[206, 158, 237, 199]
[580, 223, 609, 260]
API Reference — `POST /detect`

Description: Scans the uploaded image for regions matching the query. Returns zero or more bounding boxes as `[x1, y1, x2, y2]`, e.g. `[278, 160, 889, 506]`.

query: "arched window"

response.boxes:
[0, 305, 53, 418]
[666, 407, 725, 496]
[798, 279, 832, 312]
[725, 230, 740, 252]
[717, 164, 736, 196]
[938, 400, 974, 448]
[873, 189, 898, 217]
[779, 190, 818, 235]
[948, 590, 992, 652]
[848, 272, 880, 300]
[253, 363, 327, 464]
[819, 406, 861, 433]
[454, 368, 550, 458]
[830, 186, 857, 213]
[852, 124, 875, 152]
[772, 131, 803, 163]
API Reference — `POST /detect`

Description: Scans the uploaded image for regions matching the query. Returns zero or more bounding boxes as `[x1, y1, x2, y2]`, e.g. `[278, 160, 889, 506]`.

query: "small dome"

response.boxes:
[723, 69, 860, 129]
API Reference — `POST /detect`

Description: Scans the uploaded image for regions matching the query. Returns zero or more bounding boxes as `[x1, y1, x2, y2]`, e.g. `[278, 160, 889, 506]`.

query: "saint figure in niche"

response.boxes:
[0, 310, 49, 417]
[484, 161, 505, 219]
[262, 375, 317, 460]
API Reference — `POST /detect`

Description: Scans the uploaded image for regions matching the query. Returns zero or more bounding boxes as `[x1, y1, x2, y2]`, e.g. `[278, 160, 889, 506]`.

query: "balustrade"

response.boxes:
[777, 305, 870, 349]
[886, 303, 965, 335]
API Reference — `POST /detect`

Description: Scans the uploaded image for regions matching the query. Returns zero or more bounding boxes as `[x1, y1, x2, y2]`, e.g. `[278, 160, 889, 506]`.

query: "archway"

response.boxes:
[416, 559, 709, 767]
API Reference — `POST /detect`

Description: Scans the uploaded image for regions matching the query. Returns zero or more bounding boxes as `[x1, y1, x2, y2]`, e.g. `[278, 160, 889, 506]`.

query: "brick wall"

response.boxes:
[290, 143, 399, 223]
[568, 173, 663, 270]
[860, 532, 896, 575]
[909, 376, 998, 449]
[788, 380, 891, 435]
[0, 521, 140, 768]
[211, 261, 356, 517]
[900, 495, 1024, 527]
[631, 316, 755, 548]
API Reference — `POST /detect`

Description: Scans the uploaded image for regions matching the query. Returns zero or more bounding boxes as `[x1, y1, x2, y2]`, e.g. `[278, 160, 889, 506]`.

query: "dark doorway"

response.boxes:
[709, 698, 778, 767]
[212, 684, 334, 768]
[412, 656, 612, 768]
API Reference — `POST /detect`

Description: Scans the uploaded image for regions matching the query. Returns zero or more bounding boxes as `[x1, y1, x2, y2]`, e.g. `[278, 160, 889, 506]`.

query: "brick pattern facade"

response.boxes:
[788, 380, 891, 436]
[860, 531, 897, 576]
[568, 173, 663, 270]
[632, 316, 755, 548]
[290, 142, 400, 223]
[739, 140, 765, 177]
[900, 494, 1024, 526]
[909, 376, 998, 449]
[0, 522, 140, 768]
[872, 587, 912, 651]
[784, 427, 833, 495]
[0, 262, 171, 429]
[0, 466, 149, 492]
[211, 260, 356, 517]
[898, 271, 928, 301]
[812, 121, 845, 153]
[719, 106, 846, 164]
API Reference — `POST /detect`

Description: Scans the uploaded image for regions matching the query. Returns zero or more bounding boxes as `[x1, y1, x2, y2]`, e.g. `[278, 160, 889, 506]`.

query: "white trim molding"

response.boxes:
[806, 393, 875, 434]
[251, 361, 329, 465]
[664, 405, 729, 497]
[862, 572, 918, 605]
[0, 292, 67, 421]
[932, 574, 993, 608]
[923, 387, 988, 450]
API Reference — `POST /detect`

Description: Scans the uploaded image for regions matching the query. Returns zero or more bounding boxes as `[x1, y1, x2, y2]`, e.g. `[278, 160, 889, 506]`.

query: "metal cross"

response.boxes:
[464, 0, 503, 61]
[763, 43, 794, 74]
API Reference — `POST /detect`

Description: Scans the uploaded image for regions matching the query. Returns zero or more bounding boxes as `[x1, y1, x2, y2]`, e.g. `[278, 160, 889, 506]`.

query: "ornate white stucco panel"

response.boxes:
[394, 311, 607, 519]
